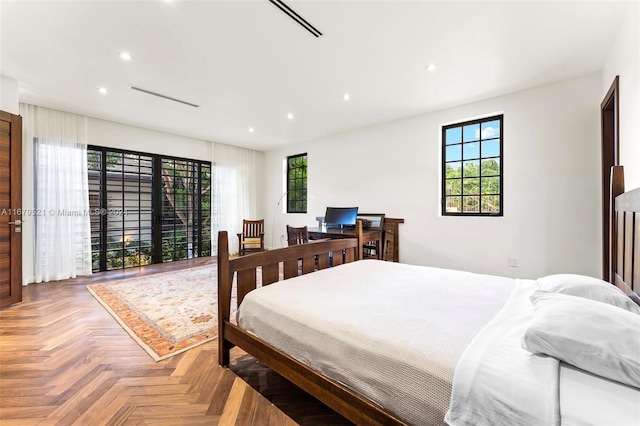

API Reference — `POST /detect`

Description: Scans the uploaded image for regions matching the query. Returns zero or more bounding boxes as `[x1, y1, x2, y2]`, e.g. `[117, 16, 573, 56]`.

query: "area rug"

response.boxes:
[87, 265, 236, 362]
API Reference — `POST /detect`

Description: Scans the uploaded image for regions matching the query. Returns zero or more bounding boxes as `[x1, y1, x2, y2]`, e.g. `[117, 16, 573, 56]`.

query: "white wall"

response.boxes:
[264, 73, 603, 279]
[88, 117, 213, 161]
[0, 76, 19, 114]
[603, 1, 640, 189]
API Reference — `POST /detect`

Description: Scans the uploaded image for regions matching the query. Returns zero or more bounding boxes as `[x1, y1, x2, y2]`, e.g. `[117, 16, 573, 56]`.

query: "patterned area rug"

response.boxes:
[87, 265, 235, 362]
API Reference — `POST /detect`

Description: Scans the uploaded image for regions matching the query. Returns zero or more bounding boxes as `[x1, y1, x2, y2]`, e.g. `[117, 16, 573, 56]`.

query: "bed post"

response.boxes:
[217, 231, 233, 366]
[609, 166, 624, 284]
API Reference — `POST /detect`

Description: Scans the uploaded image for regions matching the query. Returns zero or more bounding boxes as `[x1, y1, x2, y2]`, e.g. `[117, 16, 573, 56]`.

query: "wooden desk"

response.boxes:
[307, 226, 383, 260]
[308, 217, 404, 262]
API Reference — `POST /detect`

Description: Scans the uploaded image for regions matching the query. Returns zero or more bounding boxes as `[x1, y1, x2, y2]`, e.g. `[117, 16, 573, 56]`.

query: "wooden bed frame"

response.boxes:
[217, 225, 409, 425]
[610, 165, 639, 301]
[217, 166, 639, 426]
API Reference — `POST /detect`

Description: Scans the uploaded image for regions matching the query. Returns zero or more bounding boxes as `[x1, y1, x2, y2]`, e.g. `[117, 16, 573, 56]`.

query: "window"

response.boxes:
[88, 147, 211, 272]
[442, 115, 503, 216]
[160, 158, 212, 262]
[286, 153, 307, 213]
[87, 149, 154, 271]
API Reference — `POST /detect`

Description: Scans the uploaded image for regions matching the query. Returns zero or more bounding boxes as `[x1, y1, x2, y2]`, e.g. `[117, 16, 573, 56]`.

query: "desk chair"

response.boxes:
[357, 213, 385, 259]
[237, 219, 265, 256]
[362, 240, 380, 259]
[286, 225, 309, 246]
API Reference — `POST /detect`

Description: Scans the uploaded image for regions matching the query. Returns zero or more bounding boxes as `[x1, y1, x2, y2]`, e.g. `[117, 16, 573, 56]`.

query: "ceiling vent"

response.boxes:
[268, 0, 322, 38]
[128, 86, 199, 108]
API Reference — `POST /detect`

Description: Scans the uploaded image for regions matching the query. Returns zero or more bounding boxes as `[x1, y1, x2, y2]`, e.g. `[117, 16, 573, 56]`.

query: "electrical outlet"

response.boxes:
[508, 257, 518, 267]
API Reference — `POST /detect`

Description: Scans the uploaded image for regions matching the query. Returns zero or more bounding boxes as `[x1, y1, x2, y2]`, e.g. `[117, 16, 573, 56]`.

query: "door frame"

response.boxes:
[601, 76, 619, 282]
[0, 110, 22, 307]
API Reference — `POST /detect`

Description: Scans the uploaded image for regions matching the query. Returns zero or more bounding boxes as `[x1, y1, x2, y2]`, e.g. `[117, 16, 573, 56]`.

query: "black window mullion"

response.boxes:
[172, 162, 177, 261]
[99, 149, 108, 271]
[197, 163, 203, 257]
[153, 156, 163, 263]
[120, 154, 125, 268]
[138, 155, 145, 265]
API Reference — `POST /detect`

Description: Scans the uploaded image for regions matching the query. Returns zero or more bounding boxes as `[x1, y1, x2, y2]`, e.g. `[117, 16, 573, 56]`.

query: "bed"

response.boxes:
[217, 165, 640, 425]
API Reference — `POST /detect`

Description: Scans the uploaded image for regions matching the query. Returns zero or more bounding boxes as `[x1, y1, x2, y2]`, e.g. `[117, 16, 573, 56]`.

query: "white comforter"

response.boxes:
[238, 260, 639, 425]
[238, 260, 515, 425]
[445, 279, 561, 426]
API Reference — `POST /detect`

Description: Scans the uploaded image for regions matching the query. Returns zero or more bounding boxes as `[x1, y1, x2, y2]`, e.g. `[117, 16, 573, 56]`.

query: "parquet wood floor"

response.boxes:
[0, 258, 352, 425]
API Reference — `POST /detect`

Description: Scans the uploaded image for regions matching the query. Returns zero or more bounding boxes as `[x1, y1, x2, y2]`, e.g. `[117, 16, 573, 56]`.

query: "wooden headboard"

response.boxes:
[609, 165, 640, 303]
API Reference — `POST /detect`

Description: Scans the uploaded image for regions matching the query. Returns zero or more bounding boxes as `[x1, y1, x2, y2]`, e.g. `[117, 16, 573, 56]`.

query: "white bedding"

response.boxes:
[559, 363, 640, 426]
[238, 260, 515, 425]
[236, 260, 640, 425]
[445, 279, 561, 426]
[446, 279, 640, 426]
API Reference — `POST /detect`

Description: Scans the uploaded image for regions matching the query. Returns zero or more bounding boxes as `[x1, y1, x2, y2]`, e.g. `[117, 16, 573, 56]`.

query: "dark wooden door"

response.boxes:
[601, 76, 619, 282]
[0, 110, 22, 307]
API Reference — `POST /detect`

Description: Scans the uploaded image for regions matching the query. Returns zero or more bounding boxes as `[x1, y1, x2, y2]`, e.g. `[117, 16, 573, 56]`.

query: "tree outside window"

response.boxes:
[442, 115, 503, 216]
[287, 153, 307, 213]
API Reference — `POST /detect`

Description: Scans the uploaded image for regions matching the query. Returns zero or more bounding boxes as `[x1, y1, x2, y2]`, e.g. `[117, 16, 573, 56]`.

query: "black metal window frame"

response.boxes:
[441, 115, 503, 216]
[87, 148, 155, 271]
[286, 153, 307, 214]
[88, 145, 211, 272]
[158, 157, 212, 263]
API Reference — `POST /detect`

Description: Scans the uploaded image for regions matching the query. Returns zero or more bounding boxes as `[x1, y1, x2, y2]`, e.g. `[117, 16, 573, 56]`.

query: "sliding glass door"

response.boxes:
[88, 147, 211, 272]
[159, 158, 211, 262]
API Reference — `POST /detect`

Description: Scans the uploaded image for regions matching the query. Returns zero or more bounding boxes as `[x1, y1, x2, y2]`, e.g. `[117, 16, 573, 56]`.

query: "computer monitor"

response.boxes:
[324, 207, 358, 229]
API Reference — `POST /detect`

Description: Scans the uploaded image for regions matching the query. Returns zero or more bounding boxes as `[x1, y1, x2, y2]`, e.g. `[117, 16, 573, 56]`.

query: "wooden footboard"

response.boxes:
[216, 229, 408, 425]
[217, 229, 361, 365]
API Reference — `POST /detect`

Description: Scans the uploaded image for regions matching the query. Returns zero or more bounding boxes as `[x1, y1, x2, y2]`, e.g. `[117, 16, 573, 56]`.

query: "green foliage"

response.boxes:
[287, 154, 307, 213]
[100, 236, 153, 271]
[481, 158, 500, 176]
[444, 158, 501, 213]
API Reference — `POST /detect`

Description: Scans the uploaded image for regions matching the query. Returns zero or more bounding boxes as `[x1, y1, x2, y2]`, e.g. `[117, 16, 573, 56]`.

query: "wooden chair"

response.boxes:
[357, 214, 385, 259]
[286, 225, 309, 246]
[237, 219, 265, 256]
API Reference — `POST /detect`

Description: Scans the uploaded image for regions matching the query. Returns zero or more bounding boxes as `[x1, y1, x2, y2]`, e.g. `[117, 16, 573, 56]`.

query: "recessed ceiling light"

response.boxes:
[119, 51, 133, 61]
[287, 113, 294, 120]
[426, 63, 437, 72]
[97, 87, 108, 95]
[343, 93, 350, 101]
[249, 127, 254, 133]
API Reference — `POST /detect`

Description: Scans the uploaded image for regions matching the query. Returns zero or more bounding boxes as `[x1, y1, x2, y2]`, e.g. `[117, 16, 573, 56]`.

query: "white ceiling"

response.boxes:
[0, 0, 632, 151]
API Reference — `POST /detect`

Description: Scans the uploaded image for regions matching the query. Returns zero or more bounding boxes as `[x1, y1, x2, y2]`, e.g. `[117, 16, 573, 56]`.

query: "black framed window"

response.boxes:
[287, 153, 307, 213]
[442, 115, 503, 216]
[159, 158, 212, 262]
[88, 146, 211, 272]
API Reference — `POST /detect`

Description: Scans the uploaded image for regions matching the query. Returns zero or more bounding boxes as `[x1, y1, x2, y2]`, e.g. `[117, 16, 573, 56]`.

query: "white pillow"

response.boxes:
[537, 274, 640, 315]
[522, 291, 640, 389]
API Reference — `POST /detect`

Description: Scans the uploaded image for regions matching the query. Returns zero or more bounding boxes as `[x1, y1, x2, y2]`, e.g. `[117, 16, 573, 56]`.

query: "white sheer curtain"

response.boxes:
[212, 142, 259, 254]
[20, 104, 92, 283]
